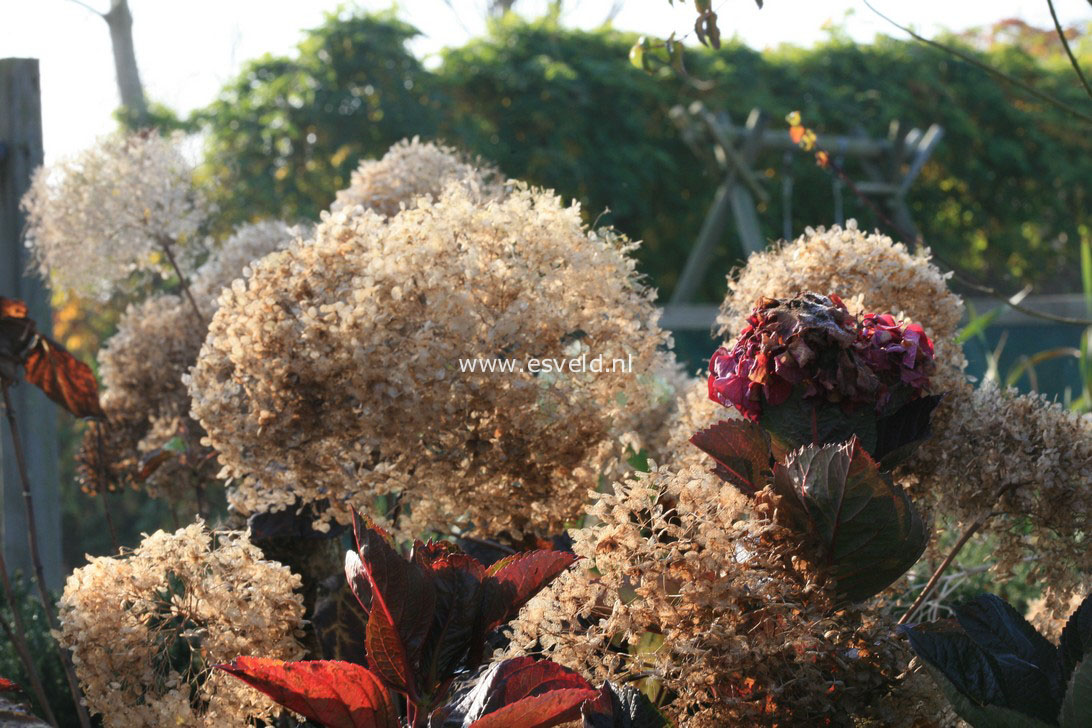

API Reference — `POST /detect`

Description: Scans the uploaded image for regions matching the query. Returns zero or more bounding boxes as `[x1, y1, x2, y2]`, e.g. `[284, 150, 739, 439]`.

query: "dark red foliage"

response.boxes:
[708, 293, 935, 422]
[220, 515, 581, 727]
[218, 658, 398, 728]
[453, 657, 599, 728]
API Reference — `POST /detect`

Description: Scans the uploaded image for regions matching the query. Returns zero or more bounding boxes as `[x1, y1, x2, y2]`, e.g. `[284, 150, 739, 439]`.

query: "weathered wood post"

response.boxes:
[0, 58, 62, 589]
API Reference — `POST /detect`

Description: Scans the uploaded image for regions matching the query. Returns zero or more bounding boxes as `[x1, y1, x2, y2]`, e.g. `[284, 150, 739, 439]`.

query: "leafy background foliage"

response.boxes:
[194, 12, 1091, 300]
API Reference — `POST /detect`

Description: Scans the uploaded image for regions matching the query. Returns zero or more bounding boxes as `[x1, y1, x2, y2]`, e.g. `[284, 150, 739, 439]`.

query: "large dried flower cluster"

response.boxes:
[57, 523, 305, 727]
[78, 222, 298, 497]
[902, 383, 1092, 612]
[21, 131, 209, 298]
[506, 462, 919, 726]
[717, 221, 966, 394]
[189, 184, 673, 537]
[329, 137, 501, 218]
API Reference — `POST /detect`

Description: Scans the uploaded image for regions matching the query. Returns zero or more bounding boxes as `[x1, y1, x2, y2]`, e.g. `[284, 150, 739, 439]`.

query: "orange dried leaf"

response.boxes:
[23, 337, 105, 419]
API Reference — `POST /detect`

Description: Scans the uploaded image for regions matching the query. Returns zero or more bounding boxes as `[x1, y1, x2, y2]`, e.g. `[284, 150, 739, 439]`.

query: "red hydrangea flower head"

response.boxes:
[708, 293, 935, 421]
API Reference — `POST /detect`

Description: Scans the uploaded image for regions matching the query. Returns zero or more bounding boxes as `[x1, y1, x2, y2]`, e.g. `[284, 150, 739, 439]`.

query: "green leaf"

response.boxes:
[771, 437, 927, 602]
[1060, 658, 1092, 728]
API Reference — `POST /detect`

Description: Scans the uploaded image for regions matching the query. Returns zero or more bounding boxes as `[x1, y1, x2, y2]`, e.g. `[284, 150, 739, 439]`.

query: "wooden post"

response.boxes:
[0, 58, 61, 589]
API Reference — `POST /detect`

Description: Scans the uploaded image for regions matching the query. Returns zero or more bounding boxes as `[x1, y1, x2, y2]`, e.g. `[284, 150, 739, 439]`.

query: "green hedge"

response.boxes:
[192, 11, 1092, 300]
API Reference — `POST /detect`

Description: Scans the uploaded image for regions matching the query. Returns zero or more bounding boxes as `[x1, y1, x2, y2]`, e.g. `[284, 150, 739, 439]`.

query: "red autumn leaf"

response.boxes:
[689, 419, 773, 496]
[23, 337, 105, 418]
[350, 513, 436, 698]
[217, 657, 398, 728]
[483, 550, 578, 631]
[0, 677, 18, 692]
[457, 657, 596, 728]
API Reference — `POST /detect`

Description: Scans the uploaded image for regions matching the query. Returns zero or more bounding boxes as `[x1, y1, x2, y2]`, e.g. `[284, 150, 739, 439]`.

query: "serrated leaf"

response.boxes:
[1059, 593, 1092, 681]
[581, 681, 669, 728]
[482, 550, 577, 630]
[956, 594, 1064, 707]
[688, 419, 772, 495]
[903, 614, 1062, 726]
[1060, 657, 1092, 728]
[352, 514, 436, 698]
[771, 437, 927, 602]
[416, 548, 486, 695]
[450, 658, 596, 728]
[217, 657, 399, 728]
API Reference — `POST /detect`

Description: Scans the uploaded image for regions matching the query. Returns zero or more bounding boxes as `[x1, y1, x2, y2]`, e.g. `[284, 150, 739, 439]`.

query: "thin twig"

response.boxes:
[157, 235, 204, 323]
[1, 382, 93, 728]
[863, 0, 1092, 126]
[0, 551, 58, 727]
[64, 0, 105, 18]
[897, 516, 985, 625]
[898, 483, 1020, 625]
[1046, 0, 1092, 100]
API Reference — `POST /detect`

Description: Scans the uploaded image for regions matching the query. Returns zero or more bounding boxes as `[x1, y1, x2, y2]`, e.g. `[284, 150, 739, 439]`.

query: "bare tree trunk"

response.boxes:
[68, 0, 148, 124]
[103, 0, 147, 124]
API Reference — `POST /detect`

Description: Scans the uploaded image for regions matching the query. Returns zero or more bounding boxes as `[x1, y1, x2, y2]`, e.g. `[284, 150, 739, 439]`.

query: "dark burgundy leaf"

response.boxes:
[873, 394, 943, 470]
[352, 513, 436, 698]
[137, 448, 175, 481]
[468, 689, 597, 728]
[1059, 592, 1092, 684]
[903, 611, 1062, 725]
[771, 437, 928, 603]
[416, 549, 486, 689]
[688, 419, 772, 495]
[956, 594, 1063, 706]
[217, 657, 399, 728]
[313, 583, 370, 665]
[482, 550, 578, 631]
[23, 337, 104, 418]
[581, 681, 668, 728]
[451, 658, 596, 728]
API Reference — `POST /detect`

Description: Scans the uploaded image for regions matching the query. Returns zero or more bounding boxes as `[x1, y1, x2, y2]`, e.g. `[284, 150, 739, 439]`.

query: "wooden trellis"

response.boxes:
[667, 101, 944, 312]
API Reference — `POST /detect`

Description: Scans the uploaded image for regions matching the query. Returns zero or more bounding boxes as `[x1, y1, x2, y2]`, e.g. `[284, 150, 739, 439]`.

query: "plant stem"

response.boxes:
[897, 483, 1020, 625]
[1046, 0, 1092, 100]
[1, 382, 93, 728]
[0, 550, 58, 727]
[897, 516, 984, 625]
[157, 235, 204, 323]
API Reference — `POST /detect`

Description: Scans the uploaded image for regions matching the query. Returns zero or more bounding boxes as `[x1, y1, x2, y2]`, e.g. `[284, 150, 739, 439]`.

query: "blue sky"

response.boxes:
[2, 0, 1089, 161]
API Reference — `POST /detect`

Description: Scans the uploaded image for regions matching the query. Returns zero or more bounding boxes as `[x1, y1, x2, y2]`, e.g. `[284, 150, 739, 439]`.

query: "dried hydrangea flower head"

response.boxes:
[709, 293, 936, 422]
[717, 221, 965, 395]
[190, 183, 673, 537]
[78, 221, 298, 498]
[330, 136, 502, 218]
[21, 131, 210, 298]
[904, 383, 1092, 613]
[506, 462, 916, 726]
[57, 522, 305, 727]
